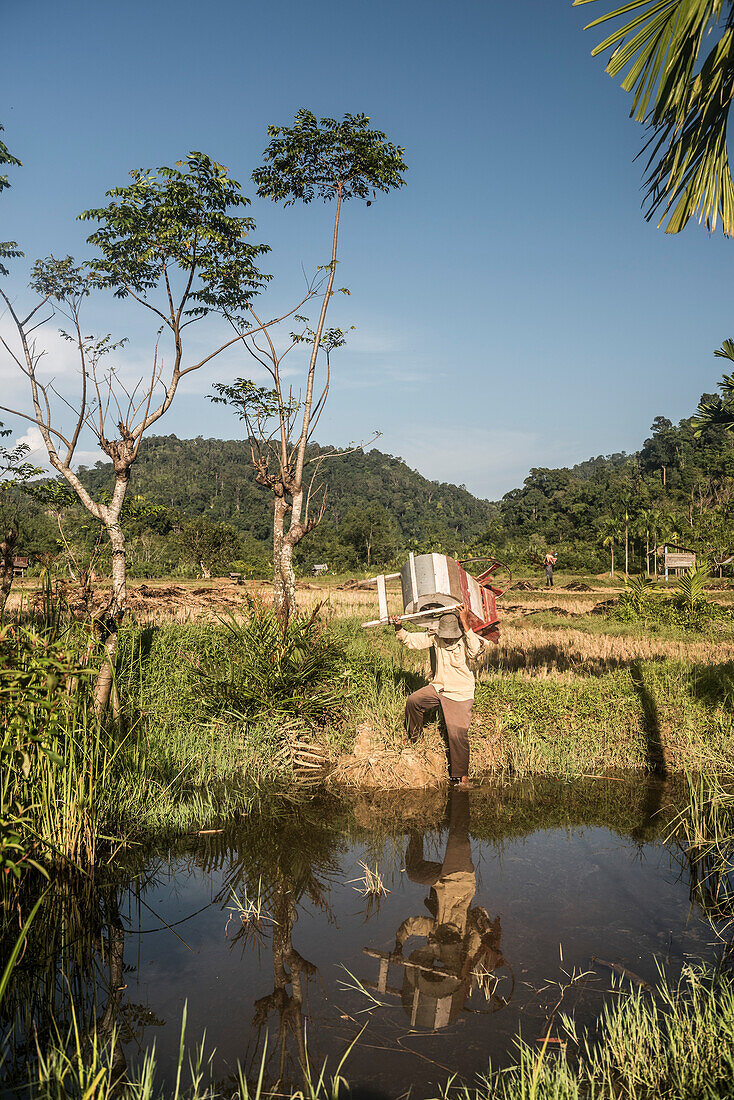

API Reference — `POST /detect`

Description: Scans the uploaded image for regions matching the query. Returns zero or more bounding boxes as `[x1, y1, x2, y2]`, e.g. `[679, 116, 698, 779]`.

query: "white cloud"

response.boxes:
[14, 424, 104, 474]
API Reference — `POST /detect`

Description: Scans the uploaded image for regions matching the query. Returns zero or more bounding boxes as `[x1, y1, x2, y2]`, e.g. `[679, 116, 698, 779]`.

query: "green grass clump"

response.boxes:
[0, 623, 126, 875]
[5, 965, 734, 1100]
[468, 966, 734, 1100]
[669, 772, 734, 924]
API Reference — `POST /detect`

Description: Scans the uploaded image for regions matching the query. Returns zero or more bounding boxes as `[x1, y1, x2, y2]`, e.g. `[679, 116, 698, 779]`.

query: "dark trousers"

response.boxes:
[405, 685, 472, 779]
[405, 789, 473, 885]
[545, 567, 553, 587]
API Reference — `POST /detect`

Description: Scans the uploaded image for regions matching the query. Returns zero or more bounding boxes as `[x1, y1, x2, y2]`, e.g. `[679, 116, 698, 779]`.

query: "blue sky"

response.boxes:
[2, 0, 732, 500]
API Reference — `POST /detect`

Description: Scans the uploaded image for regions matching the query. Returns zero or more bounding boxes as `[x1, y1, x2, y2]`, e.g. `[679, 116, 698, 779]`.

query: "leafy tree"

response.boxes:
[576, 0, 734, 234]
[641, 417, 677, 486]
[340, 502, 399, 567]
[233, 109, 408, 625]
[0, 122, 22, 275]
[178, 517, 240, 578]
[0, 153, 271, 713]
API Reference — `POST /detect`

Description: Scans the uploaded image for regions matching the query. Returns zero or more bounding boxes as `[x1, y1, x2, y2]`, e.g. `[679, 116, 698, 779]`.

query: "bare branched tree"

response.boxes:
[211, 323, 376, 622]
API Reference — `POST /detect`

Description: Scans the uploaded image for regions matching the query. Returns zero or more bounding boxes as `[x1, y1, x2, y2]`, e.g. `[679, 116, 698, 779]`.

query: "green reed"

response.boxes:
[669, 772, 734, 923]
[0, 623, 129, 875]
[4, 964, 733, 1100]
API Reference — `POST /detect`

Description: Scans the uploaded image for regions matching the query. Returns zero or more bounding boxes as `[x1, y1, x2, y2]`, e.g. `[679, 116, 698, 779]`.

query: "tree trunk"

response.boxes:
[278, 541, 296, 628]
[625, 521, 629, 575]
[0, 527, 17, 618]
[93, 520, 127, 718]
[611, 544, 614, 577]
[272, 496, 297, 628]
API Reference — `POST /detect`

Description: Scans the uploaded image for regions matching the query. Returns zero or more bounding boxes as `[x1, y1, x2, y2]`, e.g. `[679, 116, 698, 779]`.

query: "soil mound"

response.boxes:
[140, 584, 184, 598]
[590, 598, 618, 615]
[563, 582, 592, 591]
[525, 606, 578, 618]
[511, 580, 536, 591]
[332, 722, 446, 789]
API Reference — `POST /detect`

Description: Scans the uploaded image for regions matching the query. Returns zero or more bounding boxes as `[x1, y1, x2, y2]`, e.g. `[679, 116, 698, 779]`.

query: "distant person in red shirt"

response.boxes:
[543, 552, 557, 588]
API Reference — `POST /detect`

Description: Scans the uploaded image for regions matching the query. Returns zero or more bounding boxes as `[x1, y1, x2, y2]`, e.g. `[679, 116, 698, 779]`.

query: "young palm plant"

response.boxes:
[194, 598, 346, 728]
[671, 561, 718, 629]
[620, 572, 656, 618]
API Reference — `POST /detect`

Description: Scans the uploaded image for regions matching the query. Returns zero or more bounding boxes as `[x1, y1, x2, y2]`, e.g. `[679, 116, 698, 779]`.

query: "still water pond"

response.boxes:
[9, 776, 725, 1098]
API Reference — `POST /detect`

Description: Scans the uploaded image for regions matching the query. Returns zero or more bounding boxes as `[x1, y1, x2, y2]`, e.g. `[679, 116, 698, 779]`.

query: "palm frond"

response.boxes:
[692, 361, 734, 434]
[674, 560, 711, 608]
[193, 598, 346, 727]
[577, 0, 734, 233]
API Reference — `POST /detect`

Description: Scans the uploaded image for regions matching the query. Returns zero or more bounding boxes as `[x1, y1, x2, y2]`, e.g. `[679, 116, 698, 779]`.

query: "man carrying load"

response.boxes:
[390, 604, 487, 788]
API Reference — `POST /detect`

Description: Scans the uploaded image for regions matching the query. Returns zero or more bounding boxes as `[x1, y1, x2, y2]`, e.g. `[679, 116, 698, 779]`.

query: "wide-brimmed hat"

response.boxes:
[436, 612, 463, 640]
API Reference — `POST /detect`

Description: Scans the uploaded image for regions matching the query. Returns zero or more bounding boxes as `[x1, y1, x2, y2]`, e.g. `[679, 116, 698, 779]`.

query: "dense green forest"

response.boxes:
[9, 382, 734, 578]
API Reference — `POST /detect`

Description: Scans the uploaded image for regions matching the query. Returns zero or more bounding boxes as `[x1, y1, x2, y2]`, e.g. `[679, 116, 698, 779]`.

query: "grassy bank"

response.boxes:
[111, 614, 734, 800]
[6, 579, 734, 882]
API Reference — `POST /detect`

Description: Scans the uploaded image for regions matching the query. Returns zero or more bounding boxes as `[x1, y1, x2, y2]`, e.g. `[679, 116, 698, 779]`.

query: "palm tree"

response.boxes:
[647, 507, 669, 577]
[637, 508, 655, 576]
[693, 350, 734, 433]
[597, 516, 621, 576]
[576, 0, 734, 235]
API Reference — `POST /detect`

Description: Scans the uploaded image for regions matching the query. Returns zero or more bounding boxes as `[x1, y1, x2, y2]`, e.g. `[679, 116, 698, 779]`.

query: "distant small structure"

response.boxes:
[647, 543, 696, 578]
[12, 555, 29, 578]
[312, 563, 329, 576]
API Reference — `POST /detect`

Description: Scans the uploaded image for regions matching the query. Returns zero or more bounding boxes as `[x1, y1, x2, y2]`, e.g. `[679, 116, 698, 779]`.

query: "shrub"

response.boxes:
[611, 564, 730, 633]
[193, 599, 346, 727]
[615, 573, 657, 622]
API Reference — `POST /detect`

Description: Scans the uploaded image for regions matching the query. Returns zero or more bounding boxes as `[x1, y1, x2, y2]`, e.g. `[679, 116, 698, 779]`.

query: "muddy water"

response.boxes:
[8, 776, 727, 1098]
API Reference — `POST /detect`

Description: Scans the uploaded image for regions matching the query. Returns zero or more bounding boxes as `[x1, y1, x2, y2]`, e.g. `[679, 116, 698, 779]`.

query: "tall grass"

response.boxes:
[462, 966, 734, 1100]
[0, 623, 127, 874]
[4, 966, 733, 1099]
[670, 773, 734, 925]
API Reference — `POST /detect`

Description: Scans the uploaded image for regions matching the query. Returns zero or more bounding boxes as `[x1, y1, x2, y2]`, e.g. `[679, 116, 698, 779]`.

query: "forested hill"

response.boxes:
[32, 380, 734, 575]
[77, 435, 497, 548]
[495, 390, 734, 571]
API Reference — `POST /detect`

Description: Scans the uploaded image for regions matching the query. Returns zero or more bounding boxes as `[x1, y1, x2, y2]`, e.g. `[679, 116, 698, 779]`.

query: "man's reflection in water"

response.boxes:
[366, 789, 509, 1030]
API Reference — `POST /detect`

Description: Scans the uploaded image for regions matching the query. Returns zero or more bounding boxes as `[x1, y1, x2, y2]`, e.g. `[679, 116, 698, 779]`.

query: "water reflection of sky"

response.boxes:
[99, 780, 721, 1099]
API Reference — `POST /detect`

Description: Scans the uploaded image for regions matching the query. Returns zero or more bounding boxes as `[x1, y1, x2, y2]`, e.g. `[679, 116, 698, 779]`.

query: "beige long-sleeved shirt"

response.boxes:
[396, 627, 484, 701]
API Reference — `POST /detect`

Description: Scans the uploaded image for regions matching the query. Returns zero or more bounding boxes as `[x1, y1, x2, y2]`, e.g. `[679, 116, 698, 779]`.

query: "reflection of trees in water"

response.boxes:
[245, 875, 322, 1087]
[202, 802, 346, 1094]
[0, 867, 165, 1085]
